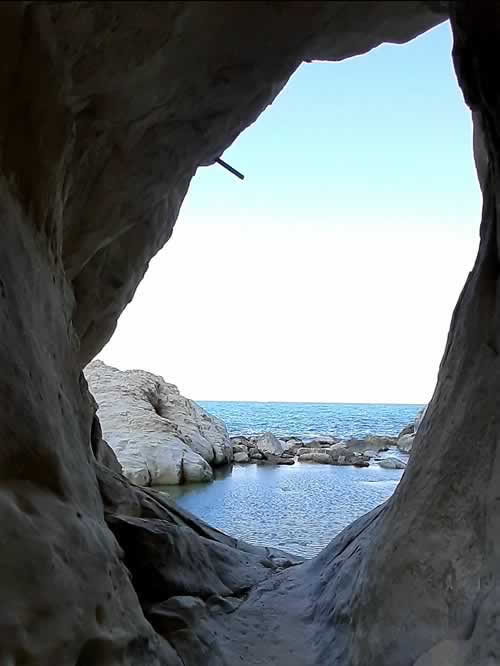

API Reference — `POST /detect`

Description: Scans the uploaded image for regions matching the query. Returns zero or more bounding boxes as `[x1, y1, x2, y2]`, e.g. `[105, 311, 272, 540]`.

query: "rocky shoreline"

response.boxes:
[228, 411, 424, 471]
[87, 360, 424, 485]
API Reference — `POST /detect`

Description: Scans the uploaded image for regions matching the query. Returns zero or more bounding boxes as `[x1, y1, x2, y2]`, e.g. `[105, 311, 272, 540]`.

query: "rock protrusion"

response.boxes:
[86, 361, 233, 485]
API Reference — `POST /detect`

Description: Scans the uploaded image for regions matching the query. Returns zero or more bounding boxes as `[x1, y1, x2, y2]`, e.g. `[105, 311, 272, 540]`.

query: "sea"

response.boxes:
[166, 401, 424, 559]
[197, 400, 423, 440]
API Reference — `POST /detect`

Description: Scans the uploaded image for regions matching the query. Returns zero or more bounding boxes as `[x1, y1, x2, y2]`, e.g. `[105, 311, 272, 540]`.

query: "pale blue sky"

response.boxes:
[102, 21, 482, 403]
[182, 21, 477, 229]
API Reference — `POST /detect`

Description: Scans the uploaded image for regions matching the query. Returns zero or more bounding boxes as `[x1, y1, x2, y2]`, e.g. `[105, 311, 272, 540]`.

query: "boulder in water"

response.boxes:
[344, 435, 397, 454]
[305, 436, 339, 447]
[298, 452, 333, 464]
[362, 449, 379, 459]
[378, 457, 407, 469]
[230, 435, 251, 448]
[256, 432, 286, 457]
[234, 450, 250, 463]
[297, 447, 330, 457]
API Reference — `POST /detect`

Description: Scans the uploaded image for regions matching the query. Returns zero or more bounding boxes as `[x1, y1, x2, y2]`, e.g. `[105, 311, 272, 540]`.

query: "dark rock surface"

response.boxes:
[3, 1, 500, 665]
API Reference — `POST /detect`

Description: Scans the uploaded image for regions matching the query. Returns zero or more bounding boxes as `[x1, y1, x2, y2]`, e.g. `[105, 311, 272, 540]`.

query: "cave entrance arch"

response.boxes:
[1, 3, 499, 665]
[98, 19, 481, 556]
[102, 20, 480, 408]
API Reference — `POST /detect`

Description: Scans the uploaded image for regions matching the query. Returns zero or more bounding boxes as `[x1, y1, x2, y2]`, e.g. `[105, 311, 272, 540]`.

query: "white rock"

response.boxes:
[397, 433, 415, 453]
[297, 447, 326, 456]
[256, 432, 285, 457]
[330, 443, 348, 451]
[234, 451, 250, 463]
[281, 438, 301, 454]
[85, 361, 232, 485]
[363, 449, 379, 459]
[298, 452, 332, 464]
[249, 448, 264, 460]
[378, 457, 407, 469]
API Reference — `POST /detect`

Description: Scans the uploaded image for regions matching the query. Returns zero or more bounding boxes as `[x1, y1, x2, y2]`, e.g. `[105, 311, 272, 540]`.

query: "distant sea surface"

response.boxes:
[168, 400, 425, 558]
[197, 400, 424, 439]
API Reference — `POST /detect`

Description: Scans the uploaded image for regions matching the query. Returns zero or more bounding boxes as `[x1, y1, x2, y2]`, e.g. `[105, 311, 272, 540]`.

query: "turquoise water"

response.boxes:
[197, 400, 423, 439]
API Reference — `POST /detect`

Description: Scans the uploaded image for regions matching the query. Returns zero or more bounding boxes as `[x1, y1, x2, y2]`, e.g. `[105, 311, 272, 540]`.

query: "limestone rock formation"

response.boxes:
[298, 451, 334, 464]
[353, 458, 370, 468]
[378, 457, 407, 469]
[298, 446, 370, 467]
[255, 431, 287, 457]
[233, 450, 250, 463]
[397, 432, 416, 453]
[344, 435, 398, 453]
[230, 436, 253, 449]
[249, 448, 264, 460]
[305, 436, 339, 447]
[231, 433, 301, 462]
[230, 443, 248, 455]
[5, 1, 500, 665]
[86, 360, 232, 485]
[282, 436, 304, 447]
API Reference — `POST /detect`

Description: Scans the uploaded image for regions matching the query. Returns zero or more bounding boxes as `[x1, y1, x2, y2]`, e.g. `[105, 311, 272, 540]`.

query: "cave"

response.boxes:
[0, 2, 498, 664]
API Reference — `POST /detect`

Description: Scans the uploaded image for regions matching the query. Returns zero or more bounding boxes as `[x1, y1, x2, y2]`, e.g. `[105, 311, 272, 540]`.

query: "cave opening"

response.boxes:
[3, 2, 500, 664]
[101, 20, 480, 405]
[95, 20, 481, 557]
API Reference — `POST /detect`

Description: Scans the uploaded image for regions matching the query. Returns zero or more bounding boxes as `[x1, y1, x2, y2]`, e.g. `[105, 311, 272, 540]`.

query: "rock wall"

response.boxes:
[3, 2, 500, 665]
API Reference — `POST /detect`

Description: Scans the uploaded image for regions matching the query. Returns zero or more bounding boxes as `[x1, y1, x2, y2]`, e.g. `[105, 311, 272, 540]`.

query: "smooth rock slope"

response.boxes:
[86, 360, 232, 485]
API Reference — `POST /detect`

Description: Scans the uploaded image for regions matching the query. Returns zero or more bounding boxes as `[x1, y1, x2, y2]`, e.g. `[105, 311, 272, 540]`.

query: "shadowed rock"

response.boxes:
[4, 2, 500, 665]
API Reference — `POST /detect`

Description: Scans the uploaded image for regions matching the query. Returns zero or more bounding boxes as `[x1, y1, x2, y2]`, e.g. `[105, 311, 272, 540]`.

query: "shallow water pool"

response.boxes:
[163, 461, 404, 558]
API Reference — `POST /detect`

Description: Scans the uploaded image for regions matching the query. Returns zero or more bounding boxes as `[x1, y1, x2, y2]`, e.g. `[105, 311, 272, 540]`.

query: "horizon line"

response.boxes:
[194, 399, 426, 406]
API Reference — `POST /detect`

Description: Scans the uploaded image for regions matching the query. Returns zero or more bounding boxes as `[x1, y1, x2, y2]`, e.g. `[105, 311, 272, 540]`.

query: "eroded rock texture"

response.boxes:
[2, 1, 498, 664]
[53, 0, 446, 366]
[86, 360, 232, 485]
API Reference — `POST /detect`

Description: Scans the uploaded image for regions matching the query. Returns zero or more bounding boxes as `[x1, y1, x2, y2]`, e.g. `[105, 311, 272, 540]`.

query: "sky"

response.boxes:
[100, 21, 482, 404]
